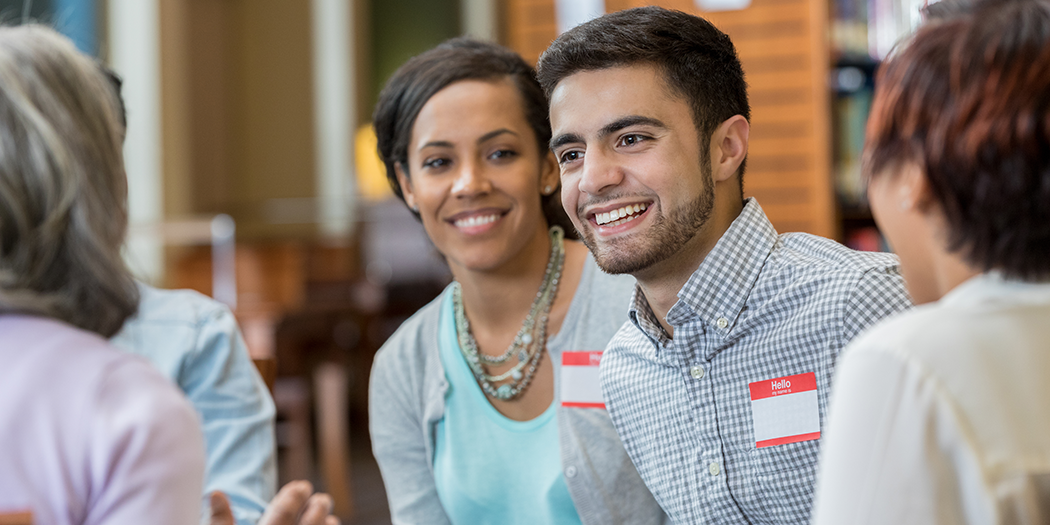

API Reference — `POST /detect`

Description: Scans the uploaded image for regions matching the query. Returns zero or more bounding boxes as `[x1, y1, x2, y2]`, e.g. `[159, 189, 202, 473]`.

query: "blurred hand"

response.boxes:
[209, 481, 339, 525]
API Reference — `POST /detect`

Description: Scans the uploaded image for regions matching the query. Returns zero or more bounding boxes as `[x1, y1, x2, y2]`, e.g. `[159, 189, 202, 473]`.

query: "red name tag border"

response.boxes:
[755, 431, 820, 449]
[748, 372, 818, 400]
[561, 401, 606, 409]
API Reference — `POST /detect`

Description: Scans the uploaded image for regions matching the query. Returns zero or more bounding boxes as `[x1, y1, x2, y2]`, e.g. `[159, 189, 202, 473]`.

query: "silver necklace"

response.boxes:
[453, 226, 565, 401]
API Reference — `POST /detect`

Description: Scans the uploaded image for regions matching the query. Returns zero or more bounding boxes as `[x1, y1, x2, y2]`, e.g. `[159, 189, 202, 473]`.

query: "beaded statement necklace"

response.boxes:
[452, 226, 565, 401]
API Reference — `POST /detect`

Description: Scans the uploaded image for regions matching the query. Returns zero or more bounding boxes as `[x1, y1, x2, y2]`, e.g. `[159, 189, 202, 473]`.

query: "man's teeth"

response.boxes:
[595, 203, 648, 226]
[455, 214, 500, 228]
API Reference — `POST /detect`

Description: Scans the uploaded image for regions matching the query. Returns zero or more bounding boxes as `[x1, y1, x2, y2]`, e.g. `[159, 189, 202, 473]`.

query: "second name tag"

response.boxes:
[560, 351, 605, 409]
[749, 372, 820, 448]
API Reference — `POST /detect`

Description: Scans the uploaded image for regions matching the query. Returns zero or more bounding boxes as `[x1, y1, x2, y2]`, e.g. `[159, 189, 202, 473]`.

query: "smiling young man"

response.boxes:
[536, 7, 912, 523]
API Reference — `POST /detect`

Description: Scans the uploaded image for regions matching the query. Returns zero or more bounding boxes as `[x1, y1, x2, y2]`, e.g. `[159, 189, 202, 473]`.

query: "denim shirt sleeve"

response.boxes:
[185, 303, 277, 524]
[112, 285, 277, 525]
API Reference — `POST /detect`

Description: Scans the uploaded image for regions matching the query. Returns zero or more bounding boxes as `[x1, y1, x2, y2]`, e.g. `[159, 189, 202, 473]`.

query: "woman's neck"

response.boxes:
[451, 227, 554, 337]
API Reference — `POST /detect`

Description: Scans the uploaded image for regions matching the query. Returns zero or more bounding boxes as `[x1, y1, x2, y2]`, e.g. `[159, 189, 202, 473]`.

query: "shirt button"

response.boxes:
[716, 317, 729, 329]
[690, 366, 705, 379]
[565, 466, 577, 478]
[708, 462, 721, 476]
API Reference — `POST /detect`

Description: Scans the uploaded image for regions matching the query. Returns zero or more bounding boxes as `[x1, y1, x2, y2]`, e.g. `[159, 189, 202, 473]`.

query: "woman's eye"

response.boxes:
[489, 149, 518, 160]
[422, 158, 450, 169]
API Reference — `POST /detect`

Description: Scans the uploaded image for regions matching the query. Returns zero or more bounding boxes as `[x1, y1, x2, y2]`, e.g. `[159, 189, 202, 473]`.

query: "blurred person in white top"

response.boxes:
[812, 1, 1050, 523]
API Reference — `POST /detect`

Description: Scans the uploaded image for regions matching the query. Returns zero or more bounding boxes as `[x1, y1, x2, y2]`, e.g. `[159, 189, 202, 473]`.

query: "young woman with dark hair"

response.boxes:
[813, 1, 1050, 522]
[368, 39, 664, 524]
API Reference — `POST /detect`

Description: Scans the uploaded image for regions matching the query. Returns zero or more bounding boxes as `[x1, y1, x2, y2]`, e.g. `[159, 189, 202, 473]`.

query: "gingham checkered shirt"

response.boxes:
[600, 198, 911, 524]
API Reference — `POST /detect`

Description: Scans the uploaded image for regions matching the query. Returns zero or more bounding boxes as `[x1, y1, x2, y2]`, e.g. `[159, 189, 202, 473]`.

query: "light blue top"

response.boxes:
[433, 291, 583, 525]
[110, 283, 276, 525]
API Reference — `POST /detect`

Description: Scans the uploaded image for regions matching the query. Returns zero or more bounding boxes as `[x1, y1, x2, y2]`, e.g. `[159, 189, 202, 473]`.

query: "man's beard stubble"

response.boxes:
[580, 166, 715, 276]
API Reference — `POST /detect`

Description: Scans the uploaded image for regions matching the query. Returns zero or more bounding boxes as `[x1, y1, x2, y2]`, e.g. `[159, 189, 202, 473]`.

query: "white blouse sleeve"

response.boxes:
[812, 339, 987, 525]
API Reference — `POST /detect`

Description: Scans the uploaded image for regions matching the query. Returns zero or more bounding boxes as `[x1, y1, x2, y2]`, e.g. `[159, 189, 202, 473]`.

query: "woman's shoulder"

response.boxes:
[846, 299, 980, 362]
[371, 285, 451, 380]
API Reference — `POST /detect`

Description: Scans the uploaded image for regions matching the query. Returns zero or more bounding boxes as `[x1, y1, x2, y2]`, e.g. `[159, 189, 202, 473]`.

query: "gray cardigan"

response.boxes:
[369, 255, 666, 524]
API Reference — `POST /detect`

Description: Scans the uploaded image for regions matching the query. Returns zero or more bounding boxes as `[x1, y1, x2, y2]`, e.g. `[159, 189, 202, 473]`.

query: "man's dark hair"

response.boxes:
[99, 63, 127, 135]
[535, 6, 750, 187]
[372, 37, 574, 235]
[865, 0, 1050, 280]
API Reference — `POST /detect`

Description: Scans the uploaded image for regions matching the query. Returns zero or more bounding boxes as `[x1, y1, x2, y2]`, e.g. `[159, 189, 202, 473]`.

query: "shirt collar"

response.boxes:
[940, 270, 1050, 308]
[628, 285, 671, 349]
[629, 198, 778, 349]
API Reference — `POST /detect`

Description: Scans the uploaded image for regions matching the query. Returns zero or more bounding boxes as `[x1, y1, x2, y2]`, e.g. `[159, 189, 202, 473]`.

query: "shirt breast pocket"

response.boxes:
[749, 439, 820, 522]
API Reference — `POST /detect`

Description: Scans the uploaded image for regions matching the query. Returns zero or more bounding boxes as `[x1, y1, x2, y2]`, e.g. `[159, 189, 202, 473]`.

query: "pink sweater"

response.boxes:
[0, 315, 205, 524]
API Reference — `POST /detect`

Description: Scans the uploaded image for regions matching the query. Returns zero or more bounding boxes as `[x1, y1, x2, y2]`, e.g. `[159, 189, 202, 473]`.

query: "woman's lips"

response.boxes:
[446, 209, 508, 233]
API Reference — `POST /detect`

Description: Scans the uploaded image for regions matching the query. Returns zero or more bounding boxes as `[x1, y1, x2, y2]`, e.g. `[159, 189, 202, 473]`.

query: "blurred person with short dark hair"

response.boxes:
[97, 55, 338, 525]
[97, 66, 279, 525]
[813, 1, 1050, 522]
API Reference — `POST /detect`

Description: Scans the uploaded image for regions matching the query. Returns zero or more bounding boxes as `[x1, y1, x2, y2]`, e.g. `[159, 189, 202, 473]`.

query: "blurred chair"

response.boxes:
[315, 362, 352, 518]
[252, 357, 277, 395]
[127, 214, 237, 308]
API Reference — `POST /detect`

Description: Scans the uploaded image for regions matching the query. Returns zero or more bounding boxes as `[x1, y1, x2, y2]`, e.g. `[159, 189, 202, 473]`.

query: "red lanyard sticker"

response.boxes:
[748, 372, 820, 448]
[560, 351, 605, 409]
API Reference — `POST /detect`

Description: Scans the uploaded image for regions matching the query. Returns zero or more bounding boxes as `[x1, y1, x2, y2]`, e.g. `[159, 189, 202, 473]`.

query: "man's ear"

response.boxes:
[395, 163, 418, 211]
[540, 151, 560, 195]
[711, 115, 750, 184]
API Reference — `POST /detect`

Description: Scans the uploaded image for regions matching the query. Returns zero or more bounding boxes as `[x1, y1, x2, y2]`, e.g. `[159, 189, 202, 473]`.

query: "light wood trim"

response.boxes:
[0, 511, 32, 525]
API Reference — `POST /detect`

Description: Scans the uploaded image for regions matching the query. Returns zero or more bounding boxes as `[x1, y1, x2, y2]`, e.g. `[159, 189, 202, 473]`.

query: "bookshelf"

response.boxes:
[503, 0, 924, 248]
[829, 0, 925, 250]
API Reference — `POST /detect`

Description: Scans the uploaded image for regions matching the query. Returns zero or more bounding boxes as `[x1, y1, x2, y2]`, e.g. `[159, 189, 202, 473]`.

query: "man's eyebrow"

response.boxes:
[549, 116, 668, 152]
[550, 132, 584, 152]
[598, 116, 667, 139]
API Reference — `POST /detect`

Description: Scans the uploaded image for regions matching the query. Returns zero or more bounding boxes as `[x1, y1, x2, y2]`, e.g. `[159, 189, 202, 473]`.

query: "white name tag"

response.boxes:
[749, 372, 821, 448]
[560, 351, 605, 409]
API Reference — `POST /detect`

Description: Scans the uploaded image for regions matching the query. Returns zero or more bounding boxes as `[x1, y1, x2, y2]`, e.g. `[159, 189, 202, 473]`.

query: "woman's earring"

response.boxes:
[543, 185, 553, 195]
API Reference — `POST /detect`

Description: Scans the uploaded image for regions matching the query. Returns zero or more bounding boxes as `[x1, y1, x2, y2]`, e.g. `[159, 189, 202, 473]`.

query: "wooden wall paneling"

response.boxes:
[232, 0, 318, 239]
[504, 0, 557, 64]
[184, 0, 237, 217]
[701, 0, 834, 237]
[160, 0, 192, 219]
